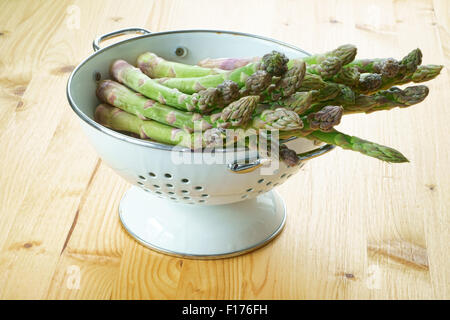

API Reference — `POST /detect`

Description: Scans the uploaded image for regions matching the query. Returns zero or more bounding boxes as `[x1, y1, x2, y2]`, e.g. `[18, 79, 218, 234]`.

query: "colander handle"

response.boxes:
[93, 27, 151, 51]
[228, 144, 335, 174]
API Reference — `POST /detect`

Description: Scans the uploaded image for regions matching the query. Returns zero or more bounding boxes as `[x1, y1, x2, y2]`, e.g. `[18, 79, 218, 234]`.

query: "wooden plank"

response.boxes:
[46, 164, 128, 299]
[0, 0, 153, 299]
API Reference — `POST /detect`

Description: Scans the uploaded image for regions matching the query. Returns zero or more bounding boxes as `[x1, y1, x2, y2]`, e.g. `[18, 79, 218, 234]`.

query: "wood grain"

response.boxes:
[0, 0, 448, 299]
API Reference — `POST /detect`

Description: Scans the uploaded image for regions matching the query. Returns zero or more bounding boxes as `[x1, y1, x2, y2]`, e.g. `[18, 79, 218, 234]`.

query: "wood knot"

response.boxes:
[336, 271, 357, 280]
[426, 184, 436, 191]
[52, 65, 75, 75]
[9, 240, 42, 251]
[111, 17, 123, 22]
[16, 101, 24, 111]
[329, 18, 340, 24]
[13, 86, 27, 96]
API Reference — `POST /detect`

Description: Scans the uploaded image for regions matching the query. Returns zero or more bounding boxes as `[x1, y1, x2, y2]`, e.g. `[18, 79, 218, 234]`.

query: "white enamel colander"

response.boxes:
[67, 28, 334, 259]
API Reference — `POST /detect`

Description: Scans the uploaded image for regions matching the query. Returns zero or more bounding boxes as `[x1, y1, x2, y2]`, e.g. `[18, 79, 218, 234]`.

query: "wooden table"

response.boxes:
[0, 0, 448, 300]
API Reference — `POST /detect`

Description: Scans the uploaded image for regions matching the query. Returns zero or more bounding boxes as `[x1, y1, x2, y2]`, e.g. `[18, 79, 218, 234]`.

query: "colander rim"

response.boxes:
[67, 29, 325, 153]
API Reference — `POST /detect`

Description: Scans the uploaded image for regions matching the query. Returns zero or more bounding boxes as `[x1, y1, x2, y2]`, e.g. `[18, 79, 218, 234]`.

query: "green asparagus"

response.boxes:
[300, 44, 357, 66]
[306, 106, 343, 131]
[343, 85, 429, 114]
[149, 51, 289, 94]
[306, 56, 343, 78]
[239, 70, 273, 95]
[137, 52, 226, 78]
[365, 63, 441, 94]
[328, 66, 360, 86]
[91, 44, 443, 165]
[297, 73, 327, 91]
[198, 44, 356, 72]
[396, 64, 443, 85]
[346, 57, 400, 77]
[355, 73, 382, 94]
[311, 82, 341, 102]
[95, 104, 225, 149]
[307, 85, 428, 114]
[308, 130, 409, 163]
[96, 80, 259, 131]
[342, 49, 423, 94]
[251, 108, 304, 131]
[270, 91, 314, 114]
[197, 57, 260, 70]
[216, 80, 241, 105]
[375, 49, 423, 91]
[279, 144, 300, 167]
[309, 84, 355, 110]
[277, 105, 344, 139]
[260, 60, 306, 101]
[111, 60, 221, 112]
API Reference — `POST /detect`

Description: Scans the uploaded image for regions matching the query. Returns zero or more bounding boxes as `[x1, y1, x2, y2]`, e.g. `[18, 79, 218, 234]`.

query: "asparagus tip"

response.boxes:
[280, 145, 300, 167]
[261, 50, 289, 76]
[307, 105, 343, 131]
[331, 44, 357, 65]
[217, 80, 240, 105]
[373, 57, 400, 78]
[358, 73, 382, 94]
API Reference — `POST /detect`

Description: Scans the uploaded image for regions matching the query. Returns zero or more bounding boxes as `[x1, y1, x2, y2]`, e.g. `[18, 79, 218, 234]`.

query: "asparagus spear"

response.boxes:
[197, 44, 357, 72]
[356, 73, 382, 94]
[96, 80, 259, 131]
[306, 56, 343, 78]
[308, 83, 355, 110]
[216, 80, 241, 105]
[154, 64, 275, 95]
[260, 60, 306, 101]
[346, 57, 400, 77]
[307, 85, 429, 114]
[158, 58, 323, 97]
[359, 64, 442, 95]
[276, 105, 344, 140]
[239, 70, 273, 95]
[251, 108, 304, 131]
[217, 95, 261, 127]
[137, 52, 226, 78]
[95, 104, 225, 149]
[111, 60, 221, 112]
[299, 44, 357, 66]
[308, 130, 409, 163]
[311, 82, 341, 102]
[306, 106, 343, 131]
[145, 51, 289, 94]
[279, 144, 301, 167]
[329, 66, 360, 87]
[341, 49, 423, 94]
[297, 73, 327, 91]
[344, 85, 429, 114]
[271, 91, 314, 114]
[198, 57, 259, 70]
[395, 64, 443, 85]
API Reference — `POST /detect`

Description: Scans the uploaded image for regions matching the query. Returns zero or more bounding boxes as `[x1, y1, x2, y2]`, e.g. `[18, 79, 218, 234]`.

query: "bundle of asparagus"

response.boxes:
[94, 44, 442, 165]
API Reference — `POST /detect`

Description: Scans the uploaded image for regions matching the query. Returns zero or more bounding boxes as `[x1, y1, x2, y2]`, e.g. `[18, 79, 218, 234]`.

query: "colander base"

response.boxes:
[119, 186, 286, 259]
